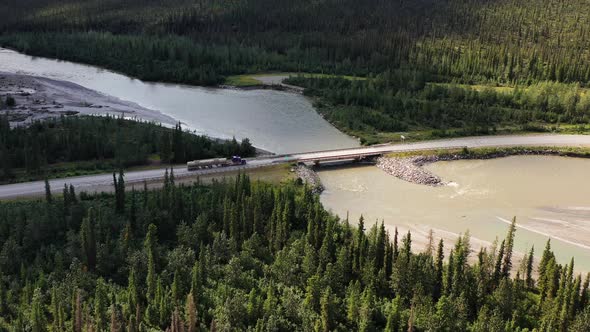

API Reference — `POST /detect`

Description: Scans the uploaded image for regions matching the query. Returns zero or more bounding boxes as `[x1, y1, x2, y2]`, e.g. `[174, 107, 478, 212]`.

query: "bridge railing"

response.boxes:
[296, 145, 469, 162]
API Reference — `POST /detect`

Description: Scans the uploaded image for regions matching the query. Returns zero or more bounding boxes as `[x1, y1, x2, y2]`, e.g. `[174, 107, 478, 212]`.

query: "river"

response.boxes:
[319, 155, 590, 271]
[3, 48, 589, 271]
[0, 48, 359, 154]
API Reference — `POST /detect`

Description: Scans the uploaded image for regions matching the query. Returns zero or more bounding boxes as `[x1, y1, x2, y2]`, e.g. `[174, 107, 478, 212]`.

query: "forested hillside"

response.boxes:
[0, 175, 588, 330]
[286, 73, 590, 143]
[2, 0, 590, 85]
[2, 0, 590, 140]
[0, 116, 255, 183]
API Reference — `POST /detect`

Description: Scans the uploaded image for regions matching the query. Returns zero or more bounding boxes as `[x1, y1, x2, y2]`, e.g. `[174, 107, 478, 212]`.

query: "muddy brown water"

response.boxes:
[319, 155, 590, 271]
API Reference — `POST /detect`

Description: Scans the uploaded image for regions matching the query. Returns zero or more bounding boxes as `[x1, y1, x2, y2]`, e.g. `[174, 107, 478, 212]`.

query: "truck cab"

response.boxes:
[232, 156, 247, 165]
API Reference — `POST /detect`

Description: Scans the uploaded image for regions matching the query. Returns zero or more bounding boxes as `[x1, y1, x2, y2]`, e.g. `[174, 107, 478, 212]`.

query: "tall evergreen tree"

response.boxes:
[44, 177, 52, 203]
[145, 224, 158, 301]
[501, 218, 517, 278]
[80, 208, 97, 271]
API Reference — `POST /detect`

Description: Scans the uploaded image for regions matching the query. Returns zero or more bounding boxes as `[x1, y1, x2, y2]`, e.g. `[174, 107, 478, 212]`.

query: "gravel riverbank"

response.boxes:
[0, 72, 176, 126]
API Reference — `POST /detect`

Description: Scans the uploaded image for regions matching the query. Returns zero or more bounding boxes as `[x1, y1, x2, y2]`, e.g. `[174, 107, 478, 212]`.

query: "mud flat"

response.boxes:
[0, 72, 175, 126]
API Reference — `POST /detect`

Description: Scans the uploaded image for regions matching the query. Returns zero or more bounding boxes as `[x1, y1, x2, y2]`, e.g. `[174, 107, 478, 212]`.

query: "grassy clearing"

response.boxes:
[429, 82, 590, 96]
[196, 163, 294, 184]
[224, 74, 264, 86]
[295, 73, 366, 81]
[151, 164, 295, 190]
[224, 72, 366, 86]
[428, 82, 516, 94]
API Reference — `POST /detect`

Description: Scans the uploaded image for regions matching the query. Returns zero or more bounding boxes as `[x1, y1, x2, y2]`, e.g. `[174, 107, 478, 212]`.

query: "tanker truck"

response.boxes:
[187, 155, 247, 171]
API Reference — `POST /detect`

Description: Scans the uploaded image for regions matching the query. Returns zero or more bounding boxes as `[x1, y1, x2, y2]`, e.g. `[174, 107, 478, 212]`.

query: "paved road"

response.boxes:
[0, 157, 277, 200]
[2, 134, 590, 199]
[293, 134, 590, 160]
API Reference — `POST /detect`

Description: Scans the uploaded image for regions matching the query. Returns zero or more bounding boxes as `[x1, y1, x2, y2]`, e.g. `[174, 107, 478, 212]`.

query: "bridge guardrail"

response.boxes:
[296, 145, 470, 162]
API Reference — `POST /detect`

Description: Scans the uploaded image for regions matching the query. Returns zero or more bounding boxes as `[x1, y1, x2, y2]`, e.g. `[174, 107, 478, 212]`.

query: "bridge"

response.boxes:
[290, 134, 590, 164]
[292, 144, 467, 164]
[2, 134, 590, 199]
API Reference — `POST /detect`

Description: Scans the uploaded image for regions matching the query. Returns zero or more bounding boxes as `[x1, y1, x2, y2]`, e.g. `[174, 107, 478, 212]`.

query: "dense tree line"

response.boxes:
[285, 73, 590, 143]
[2, 0, 590, 85]
[0, 116, 255, 182]
[0, 32, 306, 86]
[2, 0, 590, 141]
[2, 0, 590, 142]
[0, 174, 588, 330]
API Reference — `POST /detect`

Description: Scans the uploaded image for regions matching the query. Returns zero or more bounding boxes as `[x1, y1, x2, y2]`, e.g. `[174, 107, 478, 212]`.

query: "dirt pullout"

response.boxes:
[0, 72, 176, 126]
[376, 155, 444, 186]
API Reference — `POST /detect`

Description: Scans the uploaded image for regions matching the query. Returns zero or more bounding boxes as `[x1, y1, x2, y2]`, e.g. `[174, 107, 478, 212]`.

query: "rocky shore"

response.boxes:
[295, 165, 324, 193]
[376, 156, 444, 186]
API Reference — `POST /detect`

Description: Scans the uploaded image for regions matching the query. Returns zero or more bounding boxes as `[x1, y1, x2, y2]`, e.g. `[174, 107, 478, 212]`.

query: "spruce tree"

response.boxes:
[145, 224, 158, 301]
[73, 289, 82, 332]
[117, 169, 125, 213]
[186, 292, 197, 332]
[44, 177, 52, 203]
[320, 287, 334, 332]
[385, 296, 401, 332]
[526, 246, 535, 289]
[492, 239, 505, 288]
[393, 227, 399, 262]
[80, 208, 97, 271]
[94, 279, 109, 331]
[434, 239, 444, 300]
[354, 216, 365, 273]
[501, 218, 517, 278]
[30, 288, 46, 332]
[127, 268, 139, 318]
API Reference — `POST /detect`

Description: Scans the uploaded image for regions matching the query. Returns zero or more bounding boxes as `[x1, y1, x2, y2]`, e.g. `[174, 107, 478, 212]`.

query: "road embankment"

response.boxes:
[295, 165, 324, 193]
